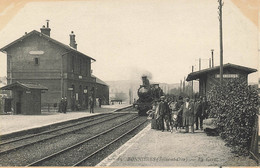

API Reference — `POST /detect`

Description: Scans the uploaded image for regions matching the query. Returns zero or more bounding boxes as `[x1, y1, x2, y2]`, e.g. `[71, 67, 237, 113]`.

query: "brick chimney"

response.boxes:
[69, 31, 77, 49]
[40, 20, 51, 36]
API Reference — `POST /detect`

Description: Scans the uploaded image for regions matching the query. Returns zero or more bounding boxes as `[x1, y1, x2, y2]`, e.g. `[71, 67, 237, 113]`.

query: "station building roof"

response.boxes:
[0, 30, 96, 61]
[92, 75, 109, 86]
[186, 63, 257, 81]
[1, 81, 48, 90]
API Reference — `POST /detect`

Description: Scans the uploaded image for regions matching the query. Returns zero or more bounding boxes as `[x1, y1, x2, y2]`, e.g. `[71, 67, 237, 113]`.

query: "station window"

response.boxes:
[34, 58, 39, 65]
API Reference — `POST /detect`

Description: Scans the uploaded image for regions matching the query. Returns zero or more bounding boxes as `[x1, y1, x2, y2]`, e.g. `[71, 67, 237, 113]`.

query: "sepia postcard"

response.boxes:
[0, 0, 259, 167]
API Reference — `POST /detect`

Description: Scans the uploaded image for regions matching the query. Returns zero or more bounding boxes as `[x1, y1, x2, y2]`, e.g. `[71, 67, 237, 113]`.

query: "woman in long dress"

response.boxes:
[148, 101, 159, 129]
[175, 96, 184, 132]
[169, 99, 178, 132]
[178, 97, 194, 133]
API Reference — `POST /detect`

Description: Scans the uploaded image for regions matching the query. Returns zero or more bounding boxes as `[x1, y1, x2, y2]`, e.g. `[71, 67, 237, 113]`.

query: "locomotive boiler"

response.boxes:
[135, 76, 163, 116]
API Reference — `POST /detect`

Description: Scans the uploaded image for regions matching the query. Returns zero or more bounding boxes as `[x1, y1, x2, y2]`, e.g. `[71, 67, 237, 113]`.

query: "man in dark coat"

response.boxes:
[89, 97, 94, 113]
[157, 96, 167, 131]
[59, 98, 64, 113]
[63, 96, 68, 114]
[194, 97, 202, 130]
[98, 98, 102, 107]
[201, 96, 208, 121]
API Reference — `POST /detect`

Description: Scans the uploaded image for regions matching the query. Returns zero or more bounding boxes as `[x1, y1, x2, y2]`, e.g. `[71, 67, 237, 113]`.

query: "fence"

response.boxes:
[41, 103, 59, 112]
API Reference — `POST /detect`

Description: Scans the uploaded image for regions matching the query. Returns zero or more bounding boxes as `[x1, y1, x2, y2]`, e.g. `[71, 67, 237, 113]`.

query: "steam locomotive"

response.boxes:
[135, 76, 164, 116]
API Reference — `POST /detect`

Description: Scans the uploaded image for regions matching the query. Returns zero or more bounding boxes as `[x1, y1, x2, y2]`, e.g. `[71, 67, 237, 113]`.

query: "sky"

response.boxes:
[0, 0, 258, 84]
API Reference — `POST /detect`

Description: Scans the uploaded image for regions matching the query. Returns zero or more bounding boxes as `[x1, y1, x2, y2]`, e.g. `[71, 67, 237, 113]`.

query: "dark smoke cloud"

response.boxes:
[129, 66, 153, 82]
[142, 71, 152, 80]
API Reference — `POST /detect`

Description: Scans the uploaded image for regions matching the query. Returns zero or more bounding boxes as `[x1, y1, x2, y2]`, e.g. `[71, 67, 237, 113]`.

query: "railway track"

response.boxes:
[0, 110, 147, 166]
[0, 113, 125, 154]
[1, 113, 114, 145]
[73, 117, 148, 167]
[26, 116, 147, 166]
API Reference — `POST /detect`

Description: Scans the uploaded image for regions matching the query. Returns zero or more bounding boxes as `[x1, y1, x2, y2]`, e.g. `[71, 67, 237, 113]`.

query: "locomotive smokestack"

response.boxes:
[142, 76, 149, 86]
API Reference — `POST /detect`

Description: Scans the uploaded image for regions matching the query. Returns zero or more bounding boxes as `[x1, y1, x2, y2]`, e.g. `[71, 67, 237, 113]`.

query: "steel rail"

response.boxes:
[0, 113, 128, 155]
[26, 116, 139, 167]
[0, 113, 115, 146]
[73, 119, 147, 166]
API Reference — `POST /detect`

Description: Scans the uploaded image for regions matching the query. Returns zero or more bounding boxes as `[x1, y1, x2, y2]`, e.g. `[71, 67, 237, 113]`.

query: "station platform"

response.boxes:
[97, 124, 258, 167]
[0, 104, 257, 166]
[0, 103, 132, 136]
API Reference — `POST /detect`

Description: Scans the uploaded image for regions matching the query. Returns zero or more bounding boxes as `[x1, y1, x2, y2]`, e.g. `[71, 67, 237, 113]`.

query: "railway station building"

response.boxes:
[93, 75, 109, 105]
[0, 21, 109, 111]
[186, 63, 257, 98]
[1, 81, 48, 115]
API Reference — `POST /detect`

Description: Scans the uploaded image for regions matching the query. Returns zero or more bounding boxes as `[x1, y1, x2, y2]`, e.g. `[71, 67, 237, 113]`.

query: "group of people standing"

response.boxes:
[58, 95, 96, 113]
[59, 96, 68, 114]
[148, 95, 208, 133]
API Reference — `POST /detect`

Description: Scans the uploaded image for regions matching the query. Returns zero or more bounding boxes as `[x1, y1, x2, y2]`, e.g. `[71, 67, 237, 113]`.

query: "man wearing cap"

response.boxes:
[157, 96, 166, 131]
[194, 97, 202, 130]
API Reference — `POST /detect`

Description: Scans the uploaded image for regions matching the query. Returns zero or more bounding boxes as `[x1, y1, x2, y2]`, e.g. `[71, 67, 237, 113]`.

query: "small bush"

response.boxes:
[207, 78, 258, 156]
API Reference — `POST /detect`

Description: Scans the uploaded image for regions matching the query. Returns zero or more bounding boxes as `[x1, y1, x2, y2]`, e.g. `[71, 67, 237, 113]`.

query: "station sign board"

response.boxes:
[29, 51, 44, 55]
[215, 74, 239, 79]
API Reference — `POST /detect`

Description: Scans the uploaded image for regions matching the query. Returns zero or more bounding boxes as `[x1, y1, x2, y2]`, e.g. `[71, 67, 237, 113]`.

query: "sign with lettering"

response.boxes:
[29, 51, 44, 55]
[215, 74, 239, 78]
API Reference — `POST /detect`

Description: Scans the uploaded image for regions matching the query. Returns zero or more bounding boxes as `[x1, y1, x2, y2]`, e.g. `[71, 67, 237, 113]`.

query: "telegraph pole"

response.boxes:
[180, 80, 182, 93]
[61, 55, 63, 98]
[218, 0, 224, 85]
[192, 66, 194, 98]
[211, 49, 214, 67]
[183, 77, 186, 93]
[199, 58, 201, 70]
